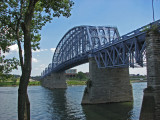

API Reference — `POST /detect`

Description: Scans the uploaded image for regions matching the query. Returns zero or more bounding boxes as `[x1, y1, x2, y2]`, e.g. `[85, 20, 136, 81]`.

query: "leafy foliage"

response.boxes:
[76, 72, 87, 80]
[0, 0, 74, 75]
[143, 24, 160, 36]
[0, 0, 74, 51]
[0, 55, 19, 79]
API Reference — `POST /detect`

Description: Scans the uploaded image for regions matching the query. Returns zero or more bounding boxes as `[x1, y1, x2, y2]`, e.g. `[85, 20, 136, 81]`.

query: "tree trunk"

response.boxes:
[18, 30, 32, 120]
[24, 94, 30, 120]
[18, 86, 30, 120]
[18, 1, 38, 119]
[18, 11, 32, 120]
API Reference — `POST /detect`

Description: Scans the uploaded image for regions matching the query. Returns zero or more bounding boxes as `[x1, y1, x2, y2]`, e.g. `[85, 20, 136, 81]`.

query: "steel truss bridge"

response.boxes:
[41, 20, 160, 78]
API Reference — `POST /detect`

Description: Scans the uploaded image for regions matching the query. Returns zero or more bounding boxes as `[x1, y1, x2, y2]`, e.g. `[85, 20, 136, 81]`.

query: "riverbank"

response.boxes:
[66, 80, 86, 86]
[0, 79, 147, 87]
[67, 79, 147, 85]
[0, 80, 86, 87]
[0, 81, 40, 87]
[130, 80, 147, 83]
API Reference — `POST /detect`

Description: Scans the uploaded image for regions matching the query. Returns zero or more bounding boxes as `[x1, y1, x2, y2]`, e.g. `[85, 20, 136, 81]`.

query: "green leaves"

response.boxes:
[0, 0, 74, 76]
[1, 0, 74, 52]
[38, 0, 74, 18]
[0, 56, 19, 74]
[31, 33, 41, 51]
[3, 57, 19, 73]
[76, 72, 87, 80]
[143, 24, 160, 36]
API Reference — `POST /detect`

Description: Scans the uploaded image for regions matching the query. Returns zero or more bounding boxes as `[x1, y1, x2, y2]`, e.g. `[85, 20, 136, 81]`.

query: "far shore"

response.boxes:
[130, 80, 147, 83]
[0, 79, 147, 87]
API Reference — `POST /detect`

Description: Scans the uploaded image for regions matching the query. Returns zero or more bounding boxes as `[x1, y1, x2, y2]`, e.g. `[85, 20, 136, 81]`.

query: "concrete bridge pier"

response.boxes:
[140, 32, 160, 120]
[81, 57, 133, 104]
[41, 71, 67, 89]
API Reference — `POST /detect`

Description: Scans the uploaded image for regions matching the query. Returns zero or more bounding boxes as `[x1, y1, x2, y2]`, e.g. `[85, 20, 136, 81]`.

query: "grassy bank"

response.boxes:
[28, 81, 41, 86]
[0, 82, 19, 86]
[0, 81, 40, 87]
[66, 79, 147, 86]
[0, 80, 86, 87]
[66, 80, 86, 86]
[130, 80, 147, 83]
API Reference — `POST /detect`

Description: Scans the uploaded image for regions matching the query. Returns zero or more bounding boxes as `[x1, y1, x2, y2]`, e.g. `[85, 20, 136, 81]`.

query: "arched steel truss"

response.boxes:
[41, 20, 160, 78]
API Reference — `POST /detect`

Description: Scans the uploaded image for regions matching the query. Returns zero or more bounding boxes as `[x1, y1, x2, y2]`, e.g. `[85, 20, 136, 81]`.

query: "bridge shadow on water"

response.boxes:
[82, 102, 133, 120]
[45, 87, 85, 120]
[45, 88, 69, 120]
[43, 86, 135, 120]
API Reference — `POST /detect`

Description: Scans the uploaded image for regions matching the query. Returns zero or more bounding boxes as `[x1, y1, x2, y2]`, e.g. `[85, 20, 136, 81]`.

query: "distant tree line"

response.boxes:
[68, 71, 87, 81]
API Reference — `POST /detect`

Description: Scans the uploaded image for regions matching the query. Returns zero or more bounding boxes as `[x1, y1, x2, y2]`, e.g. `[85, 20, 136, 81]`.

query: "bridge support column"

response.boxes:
[41, 71, 67, 89]
[140, 32, 160, 120]
[81, 57, 133, 104]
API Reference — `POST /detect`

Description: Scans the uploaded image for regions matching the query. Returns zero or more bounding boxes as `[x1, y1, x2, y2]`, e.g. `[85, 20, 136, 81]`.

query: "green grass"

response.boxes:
[66, 80, 86, 86]
[0, 80, 86, 86]
[0, 81, 40, 86]
[28, 81, 41, 86]
[0, 82, 19, 86]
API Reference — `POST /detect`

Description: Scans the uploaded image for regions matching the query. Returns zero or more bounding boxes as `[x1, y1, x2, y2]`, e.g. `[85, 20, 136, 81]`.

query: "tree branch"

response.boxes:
[17, 39, 24, 69]
[16, 0, 24, 70]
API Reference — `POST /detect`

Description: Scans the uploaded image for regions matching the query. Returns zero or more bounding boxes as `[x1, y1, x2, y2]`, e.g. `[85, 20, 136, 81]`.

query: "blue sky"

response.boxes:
[7, 0, 160, 76]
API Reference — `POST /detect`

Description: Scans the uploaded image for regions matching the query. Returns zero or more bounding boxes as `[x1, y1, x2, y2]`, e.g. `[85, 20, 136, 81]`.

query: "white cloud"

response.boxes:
[35, 68, 40, 70]
[50, 48, 56, 53]
[2, 44, 19, 56]
[32, 49, 48, 53]
[9, 44, 19, 52]
[32, 58, 38, 63]
[32, 49, 40, 53]
[40, 64, 46, 67]
[39, 64, 47, 70]
[129, 67, 146, 75]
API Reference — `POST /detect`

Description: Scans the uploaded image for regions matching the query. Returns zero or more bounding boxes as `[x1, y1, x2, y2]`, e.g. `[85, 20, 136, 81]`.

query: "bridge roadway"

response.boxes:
[41, 20, 160, 120]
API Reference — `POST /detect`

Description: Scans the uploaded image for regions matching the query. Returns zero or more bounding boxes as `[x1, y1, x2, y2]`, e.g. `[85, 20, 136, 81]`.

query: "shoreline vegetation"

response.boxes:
[0, 81, 41, 87]
[0, 72, 146, 87]
[0, 79, 147, 87]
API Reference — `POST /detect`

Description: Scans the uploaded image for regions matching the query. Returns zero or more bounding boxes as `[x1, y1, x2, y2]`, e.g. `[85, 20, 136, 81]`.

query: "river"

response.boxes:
[0, 82, 146, 120]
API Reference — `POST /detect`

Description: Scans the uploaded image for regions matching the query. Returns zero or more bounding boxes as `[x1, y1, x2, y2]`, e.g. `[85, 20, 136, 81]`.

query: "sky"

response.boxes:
[5, 0, 160, 76]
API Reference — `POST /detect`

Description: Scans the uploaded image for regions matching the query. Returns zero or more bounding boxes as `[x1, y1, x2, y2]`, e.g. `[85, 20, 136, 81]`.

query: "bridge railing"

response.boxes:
[120, 19, 160, 40]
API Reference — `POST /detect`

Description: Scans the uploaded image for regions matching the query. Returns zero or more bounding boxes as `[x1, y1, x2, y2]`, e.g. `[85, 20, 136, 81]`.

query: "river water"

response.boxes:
[0, 82, 146, 120]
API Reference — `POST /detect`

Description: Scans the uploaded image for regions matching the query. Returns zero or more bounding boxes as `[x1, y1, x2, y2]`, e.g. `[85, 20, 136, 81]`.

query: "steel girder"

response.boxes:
[41, 26, 120, 77]
[94, 20, 160, 68]
[41, 20, 160, 78]
[94, 38, 146, 68]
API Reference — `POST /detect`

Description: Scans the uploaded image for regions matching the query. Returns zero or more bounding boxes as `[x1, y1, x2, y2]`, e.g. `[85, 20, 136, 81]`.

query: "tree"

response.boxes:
[77, 71, 86, 80]
[0, 27, 19, 82]
[0, 0, 74, 120]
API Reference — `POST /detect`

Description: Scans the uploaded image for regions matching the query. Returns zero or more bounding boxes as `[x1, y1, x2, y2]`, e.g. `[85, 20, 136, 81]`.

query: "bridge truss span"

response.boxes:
[94, 33, 147, 68]
[93, 20, 160, 69]
[41, 20, 160, 78]
[42, 26, 120, 77]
